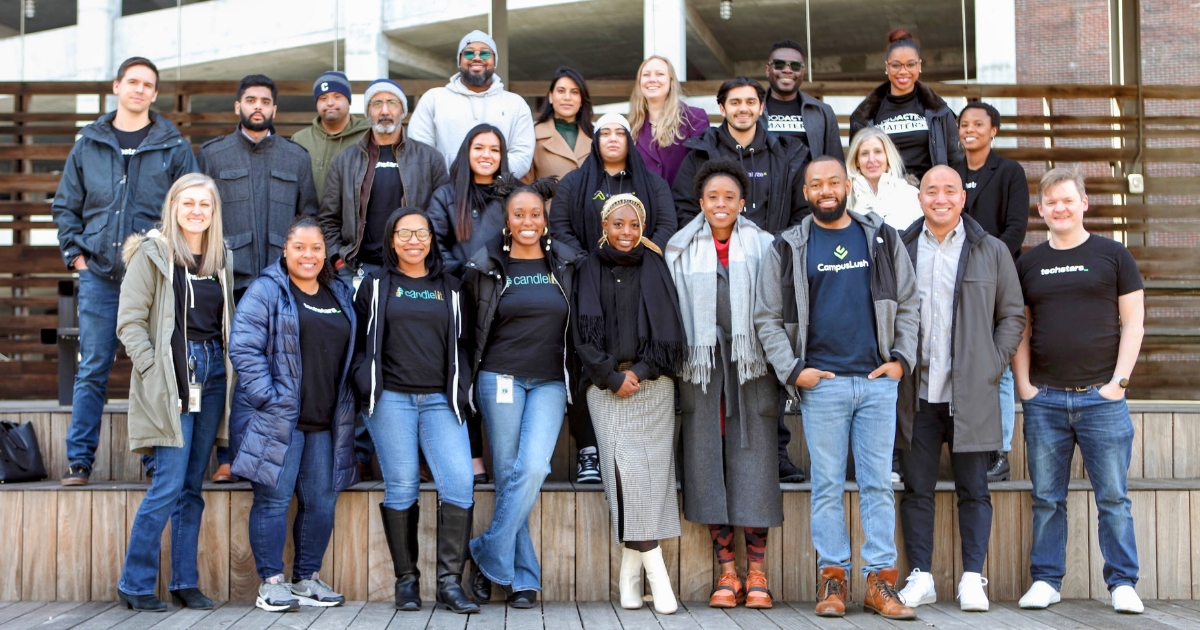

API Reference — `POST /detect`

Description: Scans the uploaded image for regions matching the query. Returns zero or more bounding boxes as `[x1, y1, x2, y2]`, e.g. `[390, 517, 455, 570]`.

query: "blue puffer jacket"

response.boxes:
[228, 259, 360, 492]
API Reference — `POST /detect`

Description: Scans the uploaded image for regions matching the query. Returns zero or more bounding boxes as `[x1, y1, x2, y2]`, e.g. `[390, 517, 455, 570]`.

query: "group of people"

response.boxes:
[51, 26, 1146, 620]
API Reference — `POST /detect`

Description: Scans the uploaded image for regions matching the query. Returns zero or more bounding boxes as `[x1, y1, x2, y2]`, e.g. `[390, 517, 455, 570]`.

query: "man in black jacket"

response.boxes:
[198, 74, 318, 296]
[318, 78, 449, 288]
[763, 40, 844, 161]
[53, 57, 198, 486]
[672, 77, 812, 482]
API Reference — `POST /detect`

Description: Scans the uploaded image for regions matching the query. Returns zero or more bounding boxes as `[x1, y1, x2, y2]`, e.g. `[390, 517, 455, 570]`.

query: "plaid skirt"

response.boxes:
[587, 374, 681, 542]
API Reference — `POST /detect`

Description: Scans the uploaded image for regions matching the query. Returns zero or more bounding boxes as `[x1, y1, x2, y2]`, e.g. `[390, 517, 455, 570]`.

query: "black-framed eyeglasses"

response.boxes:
[770, 60, 805, 72]
[395, 228, 432, 242]
[462, 50, 493, 61]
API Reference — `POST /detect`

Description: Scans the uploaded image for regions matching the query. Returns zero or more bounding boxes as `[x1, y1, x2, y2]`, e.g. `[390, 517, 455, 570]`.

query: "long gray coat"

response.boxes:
[679, 265, 783, 528]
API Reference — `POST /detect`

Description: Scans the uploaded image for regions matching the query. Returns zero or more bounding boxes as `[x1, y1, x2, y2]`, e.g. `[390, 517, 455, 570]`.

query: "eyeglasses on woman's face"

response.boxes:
[394, 228, 432, 242]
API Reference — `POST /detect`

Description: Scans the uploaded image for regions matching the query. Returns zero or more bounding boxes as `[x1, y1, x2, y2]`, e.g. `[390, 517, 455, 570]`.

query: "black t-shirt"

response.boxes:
[185, 260, 224, 342]
[874, 91, 931, 180]
[805, 221, 879, 374]
[965, 167, 983, 209]
[113, 122, 152, 170]
[360, 145, 404, 266]
[291, 281, 352, 432]
[479, 258, 569, 380]
[765, 95, 808, 149]
[1016, 235, 1143, 388]
[383, 272, 448, 394]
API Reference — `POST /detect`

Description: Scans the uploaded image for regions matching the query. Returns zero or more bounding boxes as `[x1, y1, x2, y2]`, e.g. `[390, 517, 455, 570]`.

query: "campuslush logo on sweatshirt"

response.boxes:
[396, 286, 444, 301]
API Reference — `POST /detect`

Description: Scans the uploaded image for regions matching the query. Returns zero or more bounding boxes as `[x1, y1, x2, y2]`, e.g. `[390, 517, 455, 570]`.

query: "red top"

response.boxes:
[714, 237, 730, 268]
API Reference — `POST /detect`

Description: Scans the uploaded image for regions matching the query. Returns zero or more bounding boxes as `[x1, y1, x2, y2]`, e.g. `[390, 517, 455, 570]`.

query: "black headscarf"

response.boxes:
[575, 242, 686, 375]
[567, 128, 662, 252]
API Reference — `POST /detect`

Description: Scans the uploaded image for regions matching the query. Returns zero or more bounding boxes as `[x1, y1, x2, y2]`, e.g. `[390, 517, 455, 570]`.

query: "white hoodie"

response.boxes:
[407, 74, 536, 179]
[849, 171, 924, 232]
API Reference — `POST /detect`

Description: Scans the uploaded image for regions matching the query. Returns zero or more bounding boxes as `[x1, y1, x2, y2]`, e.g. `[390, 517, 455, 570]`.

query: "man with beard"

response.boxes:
[319, 78, 449, 288]
[672, 76, 811, 483]
[754, 156, 918, 619]
[762, 40, 843, 160]
[198, 74, 318, 298]
[292, 71, 371, 199]
[408, 30, 535, 178]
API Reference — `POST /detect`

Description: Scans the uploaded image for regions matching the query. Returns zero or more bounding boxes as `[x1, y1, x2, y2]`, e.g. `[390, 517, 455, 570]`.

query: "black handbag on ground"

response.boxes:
[0, 421, 47, 483]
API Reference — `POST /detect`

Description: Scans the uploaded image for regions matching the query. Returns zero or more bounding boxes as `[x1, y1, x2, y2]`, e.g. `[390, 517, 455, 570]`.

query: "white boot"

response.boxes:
[640, 547, 677, 614]
[957, 572, 990, 612]
[1111, 585, 1143, 614]
[618, 547, 644, 610]
[1019, 580, 1061, 609]
[897, 568, 936, 607]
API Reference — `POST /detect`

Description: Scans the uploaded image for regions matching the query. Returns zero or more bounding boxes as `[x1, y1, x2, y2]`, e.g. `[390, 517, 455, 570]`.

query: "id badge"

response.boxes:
[496, 374, 514, 404]
[188, 383, 202, 413]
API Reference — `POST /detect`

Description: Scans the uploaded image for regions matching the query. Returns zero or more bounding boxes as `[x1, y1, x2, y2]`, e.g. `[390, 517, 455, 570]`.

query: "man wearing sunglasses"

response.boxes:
[763, 40, 843, 161]
[408, 30, 536, 179]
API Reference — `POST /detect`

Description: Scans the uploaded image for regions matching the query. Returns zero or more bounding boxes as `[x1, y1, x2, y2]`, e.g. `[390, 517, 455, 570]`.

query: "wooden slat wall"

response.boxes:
[1, 81, 1198, 400]
[0, 483, 1195, 603]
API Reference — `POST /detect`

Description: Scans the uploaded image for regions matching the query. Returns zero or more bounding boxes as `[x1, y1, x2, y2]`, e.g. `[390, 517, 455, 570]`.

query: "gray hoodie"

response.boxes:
[753, 210, 920, 399]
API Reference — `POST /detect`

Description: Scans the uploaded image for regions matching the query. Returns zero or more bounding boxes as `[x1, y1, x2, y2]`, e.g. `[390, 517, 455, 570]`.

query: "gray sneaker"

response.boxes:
[256, 574, 300, 612]
[291, 572, 345, 607]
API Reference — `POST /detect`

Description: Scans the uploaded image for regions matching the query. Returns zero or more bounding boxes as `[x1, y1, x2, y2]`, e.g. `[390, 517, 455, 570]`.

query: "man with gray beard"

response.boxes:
[318, 78, 449, 288]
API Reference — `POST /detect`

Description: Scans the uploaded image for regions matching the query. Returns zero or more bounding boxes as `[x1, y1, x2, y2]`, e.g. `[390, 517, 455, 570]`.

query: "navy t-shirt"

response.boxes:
[805, 220, 880, 374]
[479, 258, 569, 380]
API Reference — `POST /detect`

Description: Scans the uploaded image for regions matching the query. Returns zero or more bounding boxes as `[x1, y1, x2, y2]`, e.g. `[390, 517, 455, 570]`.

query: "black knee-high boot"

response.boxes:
[435, 502, 480, 614]
[380, 503, 421, 611]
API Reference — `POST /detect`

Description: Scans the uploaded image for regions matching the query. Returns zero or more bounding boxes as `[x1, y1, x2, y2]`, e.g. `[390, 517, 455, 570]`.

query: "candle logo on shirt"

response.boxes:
[395, 287, 444, 300]
[876, 113, 929, 135]
[505, 273, 557, 288]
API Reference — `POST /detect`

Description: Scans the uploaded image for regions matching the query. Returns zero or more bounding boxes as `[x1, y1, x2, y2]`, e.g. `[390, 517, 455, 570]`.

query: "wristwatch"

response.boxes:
[1111, 376, 1130, 389]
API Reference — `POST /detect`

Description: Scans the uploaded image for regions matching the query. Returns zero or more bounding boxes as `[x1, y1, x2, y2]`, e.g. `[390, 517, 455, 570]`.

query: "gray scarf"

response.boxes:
[665, 214, 771, 392]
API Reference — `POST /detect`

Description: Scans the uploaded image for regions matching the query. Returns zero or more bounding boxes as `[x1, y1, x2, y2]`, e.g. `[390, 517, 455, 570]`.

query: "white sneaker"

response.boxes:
[957, 572, 989, 612]
[618, 547, 644, 610]
[1018, 580, 1061, 609]
[1111, 585, 1143, 614]
[890, 472, 902, 484]
[897, 568, 936, 607]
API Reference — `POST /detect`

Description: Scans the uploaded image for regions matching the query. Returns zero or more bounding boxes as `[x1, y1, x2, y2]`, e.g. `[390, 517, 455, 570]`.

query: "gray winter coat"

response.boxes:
[52, 111, 198, 280]
[679, 265, 783, 528]
[318, 132, 449, 265]
[897, 214, 1025, 452]
[753, 210, 920, 399]
[197, 129, 319, 290]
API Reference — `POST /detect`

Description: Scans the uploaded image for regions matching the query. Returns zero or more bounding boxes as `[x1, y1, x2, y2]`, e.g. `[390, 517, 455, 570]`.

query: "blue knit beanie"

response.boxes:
[313, 71, 351, 102]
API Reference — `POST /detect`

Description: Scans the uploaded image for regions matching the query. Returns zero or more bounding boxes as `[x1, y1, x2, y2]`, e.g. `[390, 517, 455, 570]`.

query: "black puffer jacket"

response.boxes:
[462, 236, 580, 380]
[426, 183, 507, 278]
[849, 81, 964, 175]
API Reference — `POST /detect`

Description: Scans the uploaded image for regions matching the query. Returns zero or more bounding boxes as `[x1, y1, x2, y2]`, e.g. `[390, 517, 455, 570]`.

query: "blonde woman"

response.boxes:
[572, 194, 687, 614]
[847, 127, 923, 232]
[628, 55, 709, 187]
[116, 173, 235, 612]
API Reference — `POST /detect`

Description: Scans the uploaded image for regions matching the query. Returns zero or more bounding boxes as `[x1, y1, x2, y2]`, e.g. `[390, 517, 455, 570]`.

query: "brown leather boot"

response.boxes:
[744, 569, 772, 609]
[864, 568, 916, 620]
[815, 567, 848, 617]
[708, 572, 743, 608]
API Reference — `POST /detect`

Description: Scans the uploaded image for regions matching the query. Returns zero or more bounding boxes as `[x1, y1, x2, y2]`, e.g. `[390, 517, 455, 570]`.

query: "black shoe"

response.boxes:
[987, 452, 1011, 482]
[435, 503, 481, 614]
[508, 590, 537, 609]
[473, 472, 491, 486]
[380, 503, 422, 611]
[61, 464, 90, 487]
[576, 452, 601, 484]
[118, 590, 167, 612]
[779, 457, 805, 483]
[170, 588, 213, 610]
[469, 554, 492, 604]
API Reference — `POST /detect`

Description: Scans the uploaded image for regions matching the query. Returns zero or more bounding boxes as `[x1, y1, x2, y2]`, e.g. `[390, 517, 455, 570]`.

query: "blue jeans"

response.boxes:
[799, 375, 899, 576]
[66, 269, 123, 470]
[119, 340, 226, 595]
[1022, 385, 1138, 591]
[471, 372, 566, 591]
[249, 430, 338, 580]
[365, 390, 474, 511]
[1000, 366, 1015, 452]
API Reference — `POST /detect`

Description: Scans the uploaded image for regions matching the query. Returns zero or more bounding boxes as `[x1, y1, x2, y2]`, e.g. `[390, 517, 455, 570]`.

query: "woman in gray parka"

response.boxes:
[664, 159, 783, 609]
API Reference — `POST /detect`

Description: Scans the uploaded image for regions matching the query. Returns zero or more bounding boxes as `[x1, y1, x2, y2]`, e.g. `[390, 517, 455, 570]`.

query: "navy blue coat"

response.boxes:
[228, 259, 360, 492]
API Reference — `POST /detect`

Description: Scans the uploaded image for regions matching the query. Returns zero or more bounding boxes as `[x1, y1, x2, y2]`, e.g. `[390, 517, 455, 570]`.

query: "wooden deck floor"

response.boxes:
[0, 599, 1195, 630]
